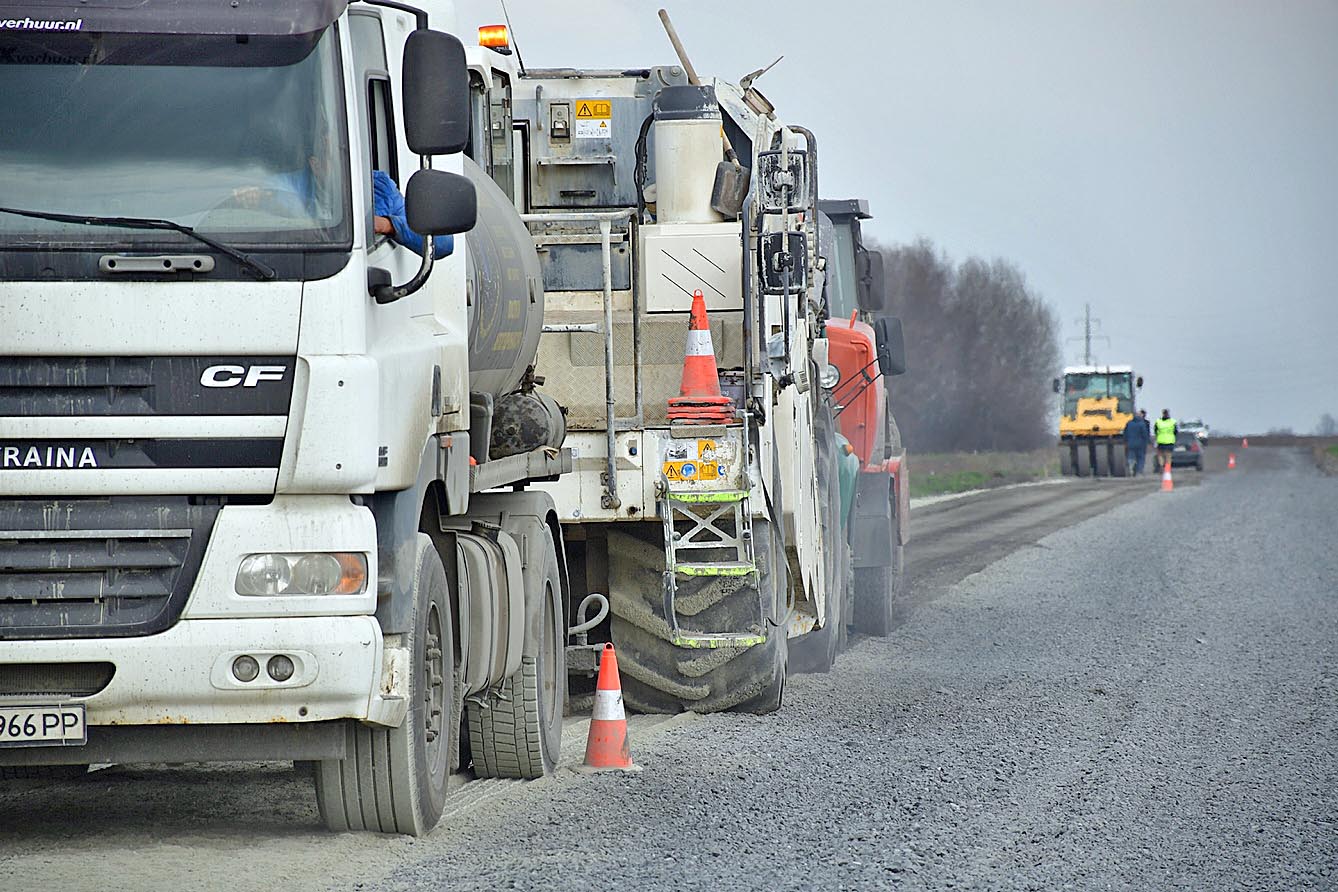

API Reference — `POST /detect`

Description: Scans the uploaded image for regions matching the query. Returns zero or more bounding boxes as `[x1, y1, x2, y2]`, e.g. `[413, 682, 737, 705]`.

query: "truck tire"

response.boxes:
[1094, 442, 1111, 477]
[467, 540, 565, 779]
[853, 543, 904, 637]
[1060, 444, 1075, 476]
[1111, 443, 1128, 477]
[314, 534, 455, 836]
[790, 409, 851, 674]
[607, 519, 787, 715]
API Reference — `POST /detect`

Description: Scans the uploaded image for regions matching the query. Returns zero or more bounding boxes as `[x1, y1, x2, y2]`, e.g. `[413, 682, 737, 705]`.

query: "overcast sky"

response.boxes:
[455, 1, 1337, 435]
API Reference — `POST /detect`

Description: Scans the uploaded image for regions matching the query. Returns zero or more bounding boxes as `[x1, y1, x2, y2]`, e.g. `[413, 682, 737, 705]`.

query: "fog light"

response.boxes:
[232, 655, 260, 683]
[267, 654, 295, 682]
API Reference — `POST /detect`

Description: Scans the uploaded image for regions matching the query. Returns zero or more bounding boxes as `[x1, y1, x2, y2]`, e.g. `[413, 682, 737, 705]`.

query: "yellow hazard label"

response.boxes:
[575, 100, 612, 119]
[663, 461, 696, 481]
[697, 439, 718, 460]
[664, 460, 719, 482]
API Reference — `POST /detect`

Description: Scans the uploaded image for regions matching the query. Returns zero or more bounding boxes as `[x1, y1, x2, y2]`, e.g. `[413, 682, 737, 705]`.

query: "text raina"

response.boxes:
[1, 445, 97, 469]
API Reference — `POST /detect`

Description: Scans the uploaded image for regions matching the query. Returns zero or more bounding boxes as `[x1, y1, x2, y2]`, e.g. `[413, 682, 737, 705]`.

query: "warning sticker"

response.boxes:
[663, 461, 695, 481]
[574, 99, 611, 139]
[662, 460, 720, 482]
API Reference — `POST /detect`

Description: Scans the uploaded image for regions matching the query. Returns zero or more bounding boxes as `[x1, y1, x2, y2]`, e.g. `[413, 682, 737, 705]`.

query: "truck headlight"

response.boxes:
[236, 553, 367, 596]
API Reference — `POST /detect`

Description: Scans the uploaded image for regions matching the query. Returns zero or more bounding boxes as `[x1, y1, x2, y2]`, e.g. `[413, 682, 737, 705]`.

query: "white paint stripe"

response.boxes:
[685, 329, 714, 357]
[592, 688, 625, 722]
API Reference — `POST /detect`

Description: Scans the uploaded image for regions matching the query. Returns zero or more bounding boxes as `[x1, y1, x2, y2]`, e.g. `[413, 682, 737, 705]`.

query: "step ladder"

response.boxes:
[658, 424, 768, 649]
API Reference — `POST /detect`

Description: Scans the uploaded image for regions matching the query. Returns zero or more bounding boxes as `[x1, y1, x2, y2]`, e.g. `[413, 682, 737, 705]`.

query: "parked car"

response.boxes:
[1171, 430, 1206, 470]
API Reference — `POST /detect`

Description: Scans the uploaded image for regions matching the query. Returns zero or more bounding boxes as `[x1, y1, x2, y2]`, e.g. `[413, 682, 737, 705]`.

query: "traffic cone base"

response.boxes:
[581, 643, 639, 772]
[667, 290, 736, 426]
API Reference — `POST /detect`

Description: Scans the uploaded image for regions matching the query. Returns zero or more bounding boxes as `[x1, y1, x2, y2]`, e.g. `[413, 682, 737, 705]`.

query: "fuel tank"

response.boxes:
[462, 157, 544, 399]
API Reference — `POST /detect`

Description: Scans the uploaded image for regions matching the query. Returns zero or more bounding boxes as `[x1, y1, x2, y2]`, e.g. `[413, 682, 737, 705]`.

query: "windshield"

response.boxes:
[0, 29, 350, 250]
[826, 223, 858, 318]
[1063, 372, 1134, 415]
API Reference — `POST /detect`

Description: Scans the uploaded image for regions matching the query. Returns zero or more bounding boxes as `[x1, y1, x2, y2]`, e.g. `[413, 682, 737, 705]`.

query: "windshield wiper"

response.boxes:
[0, 205, 276, 281]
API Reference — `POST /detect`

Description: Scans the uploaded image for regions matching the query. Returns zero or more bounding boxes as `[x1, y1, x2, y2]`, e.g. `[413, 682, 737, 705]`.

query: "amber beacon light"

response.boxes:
[478, 24, 511, 53]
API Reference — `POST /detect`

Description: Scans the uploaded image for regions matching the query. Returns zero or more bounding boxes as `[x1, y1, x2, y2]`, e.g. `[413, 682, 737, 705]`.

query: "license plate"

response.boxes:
[1174, 445, 1187, 452]
[0, 704, 86, 747]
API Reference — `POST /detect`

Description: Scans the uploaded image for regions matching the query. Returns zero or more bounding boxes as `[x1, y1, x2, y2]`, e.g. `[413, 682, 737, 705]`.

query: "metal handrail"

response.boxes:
[526, 208, 636, 510]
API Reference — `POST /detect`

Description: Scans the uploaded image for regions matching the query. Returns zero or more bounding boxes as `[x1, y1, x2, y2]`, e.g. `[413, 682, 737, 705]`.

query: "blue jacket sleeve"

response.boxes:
[372, 170, 454, 258]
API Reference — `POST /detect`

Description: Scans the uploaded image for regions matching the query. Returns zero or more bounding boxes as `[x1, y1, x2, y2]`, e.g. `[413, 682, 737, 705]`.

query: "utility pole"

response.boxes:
[1068, 303, 1110, 365]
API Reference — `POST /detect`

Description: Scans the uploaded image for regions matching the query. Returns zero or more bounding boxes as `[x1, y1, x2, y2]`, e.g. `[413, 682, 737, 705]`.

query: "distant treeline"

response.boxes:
[874, 238, 1060, 453]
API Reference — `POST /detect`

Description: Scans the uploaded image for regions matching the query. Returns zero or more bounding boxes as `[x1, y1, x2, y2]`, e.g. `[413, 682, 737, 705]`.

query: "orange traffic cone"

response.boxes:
[1228, 453, 1236, 470]
[1161, 459, 1174, 492]
[667, 290, 735, 425]
[1242, 437, 1249, 448]
[582, 644, 637, 771]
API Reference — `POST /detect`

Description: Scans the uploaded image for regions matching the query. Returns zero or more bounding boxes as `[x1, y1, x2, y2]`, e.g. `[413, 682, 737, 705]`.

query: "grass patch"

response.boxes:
[909, 470, 988, 499]
[1327, 445, 1338, 458]
[908, 448, 1060, 498]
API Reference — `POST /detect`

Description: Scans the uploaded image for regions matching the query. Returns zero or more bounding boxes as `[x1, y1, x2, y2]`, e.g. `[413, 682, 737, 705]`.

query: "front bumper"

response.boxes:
[0, 615, 386, 726]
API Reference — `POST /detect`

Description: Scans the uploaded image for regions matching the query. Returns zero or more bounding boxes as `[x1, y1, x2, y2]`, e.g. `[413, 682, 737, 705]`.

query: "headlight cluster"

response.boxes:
[235, 552, 367, 596]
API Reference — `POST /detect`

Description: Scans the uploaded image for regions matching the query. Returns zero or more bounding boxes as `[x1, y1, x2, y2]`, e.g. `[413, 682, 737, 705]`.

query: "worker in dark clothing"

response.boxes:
[1154, 409, 1178, 471]
[1140, 409, 1152, 440]
[1123, 411, 1151, 475]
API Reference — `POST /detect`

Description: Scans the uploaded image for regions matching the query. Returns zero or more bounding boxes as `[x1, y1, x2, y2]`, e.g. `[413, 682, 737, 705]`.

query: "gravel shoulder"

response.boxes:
[1, 448, 1332, 891]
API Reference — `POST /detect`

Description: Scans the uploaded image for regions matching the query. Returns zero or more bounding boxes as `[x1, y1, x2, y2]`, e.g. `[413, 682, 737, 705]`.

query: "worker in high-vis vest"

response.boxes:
[1154, 409, 1178, 471]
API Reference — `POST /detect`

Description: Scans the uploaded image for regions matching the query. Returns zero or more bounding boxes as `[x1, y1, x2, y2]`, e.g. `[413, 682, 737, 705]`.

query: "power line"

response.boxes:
[1066, 302, 1111, 364]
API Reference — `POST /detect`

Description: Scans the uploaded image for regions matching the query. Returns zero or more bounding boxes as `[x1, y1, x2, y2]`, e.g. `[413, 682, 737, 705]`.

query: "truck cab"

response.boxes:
[1, 0, 571, 835]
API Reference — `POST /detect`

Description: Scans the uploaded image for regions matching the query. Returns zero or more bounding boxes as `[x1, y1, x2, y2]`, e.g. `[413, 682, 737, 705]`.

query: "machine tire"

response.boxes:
[1110, 443, 1127, 477]
[853, 544, 904, 637]
[607, 519, 787, 715]
[314, 534, 455, 836]
[1075, 443, 1092, 477]
[1060, 444, 1075, 476]
[467, 540, 565, 779]
[1094, 442, 1111, 477]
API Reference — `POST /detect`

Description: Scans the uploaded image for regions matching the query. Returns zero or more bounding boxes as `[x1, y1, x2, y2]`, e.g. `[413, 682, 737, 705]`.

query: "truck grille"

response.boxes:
[0, 662, 115, 697]
[0, 498, 219, 640]
[0, 356, 294, 416]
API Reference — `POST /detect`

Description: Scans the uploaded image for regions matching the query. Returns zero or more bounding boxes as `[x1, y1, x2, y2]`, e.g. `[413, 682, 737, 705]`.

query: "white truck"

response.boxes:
[0, 0, 572, 835]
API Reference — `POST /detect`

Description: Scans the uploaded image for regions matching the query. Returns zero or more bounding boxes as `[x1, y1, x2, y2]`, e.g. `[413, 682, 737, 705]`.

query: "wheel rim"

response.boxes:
[423, 601, 447, 767]
[540, 581, 559, 721]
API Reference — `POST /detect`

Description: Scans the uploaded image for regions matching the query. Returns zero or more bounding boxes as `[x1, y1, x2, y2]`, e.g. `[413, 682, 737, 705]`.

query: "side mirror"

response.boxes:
[873, 315, 907, 377]
[406, 170, 477, 236]
[1136, 376, 1144, 389]
[1052, 377, 1061, 394]
[758, 231, 809, 295]
[403, 30, 470, 155]
[856, 249, 886, 313]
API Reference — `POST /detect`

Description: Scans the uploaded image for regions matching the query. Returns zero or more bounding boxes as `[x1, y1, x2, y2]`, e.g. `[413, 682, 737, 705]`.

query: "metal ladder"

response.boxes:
[658, 421, 768, 649]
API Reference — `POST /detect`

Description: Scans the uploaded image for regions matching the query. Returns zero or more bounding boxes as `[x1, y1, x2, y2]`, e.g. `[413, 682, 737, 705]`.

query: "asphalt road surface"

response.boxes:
[1, 447, 1333, 891]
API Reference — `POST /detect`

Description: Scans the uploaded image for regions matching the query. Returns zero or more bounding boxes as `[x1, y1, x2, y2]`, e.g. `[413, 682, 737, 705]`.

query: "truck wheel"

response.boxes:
[314, 534, 454, 836]
[607, 519, 787, 715]
[853, 544, 904, 637]
[467, 539, 565, 779]
[1111, 443, 1128, 477]
[1060, 445, 1075, 476]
